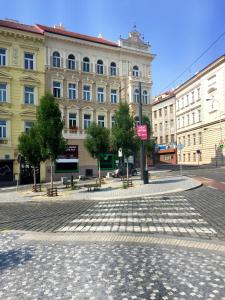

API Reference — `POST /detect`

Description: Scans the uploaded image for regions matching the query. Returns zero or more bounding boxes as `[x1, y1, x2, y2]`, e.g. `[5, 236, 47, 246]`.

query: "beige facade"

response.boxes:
[152, 92, 176, 145]
[175, 55, 225, 166]
[38, 25, 154, 178]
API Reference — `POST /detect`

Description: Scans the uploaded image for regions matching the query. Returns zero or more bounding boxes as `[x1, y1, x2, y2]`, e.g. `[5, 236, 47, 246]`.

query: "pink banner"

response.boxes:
[136, 125, 148, 140]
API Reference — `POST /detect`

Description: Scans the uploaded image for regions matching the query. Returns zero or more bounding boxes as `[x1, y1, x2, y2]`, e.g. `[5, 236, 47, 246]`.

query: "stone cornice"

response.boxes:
[0, 28, 44, 43]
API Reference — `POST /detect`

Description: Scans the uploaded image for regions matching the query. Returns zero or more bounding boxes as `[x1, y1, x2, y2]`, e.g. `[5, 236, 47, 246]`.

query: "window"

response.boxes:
[178, 137, 181, 144]
[165, 135, 169, 143]
[68, 83, 76, 100]
[187, 114, 190, 126]
[24, 86, 34, 104]
[198, 109, 201, 122]
[97, 87, 104, 103]
[193, 152, 196, 162]
[52, 51, 61, 68]
[154, 124, 157, 132]
[171, 134, 175, 143]
[53, 81, 61, 98]
[0, 83, 7, 102]
[170, 119, 174, 127]
[67, 54, 75, 70]
[192, 112, 195, 124]
[132, 65, 139, 77]
[84, 114, 91, 129]
[165, 121, 168, 129]
[187, 135, 190, 146]
[110, 62, 117, 76]
[191, 91, 194, 102]
[183, 153, 186, 162]
[188, 153, 191, 162]
[160, 136, 163, 144]
[24, 121, 33, 132]
[182, 116, 185, 128]
[133, 89, 140, 103]
[24, 52, 34, 70]
[193, 133, 196, 145]
[0, 48, 6, 66]
[177, 118, 180, 129]
[181, 97, 184, 108]
[154, 111, 157, 118]
[197, 88, 200, 100]
[69, 113, 77, 129]
[182, 136, 185, 146]
[111, 89, 117, 103]
[159, 109, 162, 117]
[96, 59, 104, 74]
[186, 94, 189, 106]
[83, 85, 91, 101]
[83, 57, 90, 72]
[159, 123, 162, 131]
[111, 116, 115, 128]
[98, 115, 105, 127]
[164, 106, 167, 116]
[170, 105, 173, 114]
[143, 90, 148, 104]
[198, 132, 202, 144]
[0, 120, 7, 139]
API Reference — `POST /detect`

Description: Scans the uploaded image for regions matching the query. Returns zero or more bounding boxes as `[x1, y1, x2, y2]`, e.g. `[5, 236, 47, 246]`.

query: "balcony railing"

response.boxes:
[63, 127, 86, 139]
[0, 138, 8, 144]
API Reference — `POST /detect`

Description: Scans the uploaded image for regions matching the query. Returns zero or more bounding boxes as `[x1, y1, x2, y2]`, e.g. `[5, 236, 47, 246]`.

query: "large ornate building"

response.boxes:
[0, 20, 154, 183]
[35, 24, 154, 179]
[0, 20, 45, 183]
[175, 55, 225, 166]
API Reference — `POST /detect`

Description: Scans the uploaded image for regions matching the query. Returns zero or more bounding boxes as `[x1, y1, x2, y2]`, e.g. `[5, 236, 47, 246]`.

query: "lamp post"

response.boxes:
[206, 98, 223, 166]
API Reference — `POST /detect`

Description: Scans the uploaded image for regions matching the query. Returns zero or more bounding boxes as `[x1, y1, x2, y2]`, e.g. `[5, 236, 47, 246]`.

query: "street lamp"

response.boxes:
[206, 98, 224, 165]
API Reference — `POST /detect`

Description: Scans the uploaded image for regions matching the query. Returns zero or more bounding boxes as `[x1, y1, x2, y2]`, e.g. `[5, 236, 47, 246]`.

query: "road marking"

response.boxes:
[208, 186, 217, 190]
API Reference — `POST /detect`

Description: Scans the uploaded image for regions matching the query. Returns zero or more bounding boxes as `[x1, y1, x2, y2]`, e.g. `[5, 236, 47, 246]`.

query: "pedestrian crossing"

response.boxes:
[56, 195, 217, 237]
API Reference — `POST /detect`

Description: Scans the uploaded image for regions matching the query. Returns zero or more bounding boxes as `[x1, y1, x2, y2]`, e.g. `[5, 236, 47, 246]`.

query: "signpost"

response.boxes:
[177, 143, 184, 176]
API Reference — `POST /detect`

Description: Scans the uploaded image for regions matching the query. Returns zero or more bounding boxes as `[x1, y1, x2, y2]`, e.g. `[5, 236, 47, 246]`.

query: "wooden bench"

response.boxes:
[123, 179, 133, 188]
[47, 187, 58, 197]
[32, 184, 41, 192]
[84, 179, 101, 192]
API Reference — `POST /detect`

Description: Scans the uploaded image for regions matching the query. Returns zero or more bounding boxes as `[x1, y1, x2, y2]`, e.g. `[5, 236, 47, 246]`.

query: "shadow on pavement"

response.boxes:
[150, 178, 186, 184]
[0, 248, 33, 271]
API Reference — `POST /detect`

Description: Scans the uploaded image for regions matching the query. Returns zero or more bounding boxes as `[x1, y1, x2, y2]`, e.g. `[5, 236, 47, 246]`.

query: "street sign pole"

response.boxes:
[180, 149, 183, 176]
[139, 81, 145, 181]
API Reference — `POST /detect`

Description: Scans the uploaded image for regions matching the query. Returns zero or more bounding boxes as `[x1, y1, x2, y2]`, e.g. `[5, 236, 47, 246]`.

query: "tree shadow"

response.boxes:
[150, 178, 186, 184]
[0, 248, 33, 271]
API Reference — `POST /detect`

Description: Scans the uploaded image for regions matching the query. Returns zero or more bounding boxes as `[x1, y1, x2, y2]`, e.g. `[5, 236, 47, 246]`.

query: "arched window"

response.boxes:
[68, 54, 75, 70]
[83, 57, 90, 72]
[143, 90, 148, 104]
[133, 89, 140, 103]
[110, 62, 117, 76]
[132, 65, 139, 77]
[52, 51, 61, 68]
[97, 59, 104, 74]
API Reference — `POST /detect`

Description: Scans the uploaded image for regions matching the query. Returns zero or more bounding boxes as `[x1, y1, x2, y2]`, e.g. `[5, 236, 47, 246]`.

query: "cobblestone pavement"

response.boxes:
[0, 186, 224, 241]
[1, 231, 225, 299]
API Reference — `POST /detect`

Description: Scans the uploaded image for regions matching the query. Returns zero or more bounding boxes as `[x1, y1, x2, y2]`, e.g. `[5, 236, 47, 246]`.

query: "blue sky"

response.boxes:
[1, 0, 225, 96]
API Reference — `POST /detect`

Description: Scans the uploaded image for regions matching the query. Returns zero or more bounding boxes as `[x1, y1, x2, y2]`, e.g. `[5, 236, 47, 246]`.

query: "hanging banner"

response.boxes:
[136, 125, 148, 140]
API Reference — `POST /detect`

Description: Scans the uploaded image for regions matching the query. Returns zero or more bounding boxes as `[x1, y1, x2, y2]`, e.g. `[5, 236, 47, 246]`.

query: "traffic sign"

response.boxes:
[219, 144, 224, 149]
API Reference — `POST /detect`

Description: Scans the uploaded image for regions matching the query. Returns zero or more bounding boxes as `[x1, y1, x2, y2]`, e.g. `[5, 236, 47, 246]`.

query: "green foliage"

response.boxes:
[143, 115, 155, 155]
[84, 122, 110, 159]
[111, 102, 139, 157]
[18, 123, 43, 167]
[37, 93, 67, 161]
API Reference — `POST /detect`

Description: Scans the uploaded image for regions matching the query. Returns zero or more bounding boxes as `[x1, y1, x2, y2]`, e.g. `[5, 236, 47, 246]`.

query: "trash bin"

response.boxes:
[143, 170, 149, 184]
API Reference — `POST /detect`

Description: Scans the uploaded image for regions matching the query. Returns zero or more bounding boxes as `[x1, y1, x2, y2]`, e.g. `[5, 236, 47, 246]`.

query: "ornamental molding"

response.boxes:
[19, 75, 40, 84]
[0, 71, 12, 80]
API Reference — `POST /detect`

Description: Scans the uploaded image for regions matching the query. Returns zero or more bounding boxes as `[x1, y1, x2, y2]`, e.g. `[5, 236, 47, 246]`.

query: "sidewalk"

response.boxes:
[0, 175, 202, 202]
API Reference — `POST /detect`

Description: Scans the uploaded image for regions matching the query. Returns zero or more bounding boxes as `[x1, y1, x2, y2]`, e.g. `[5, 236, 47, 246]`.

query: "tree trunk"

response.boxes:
[98, 158, 101, 180]
[50, 159, 53, 189]
[126, 157, 129, 180]
[33, 166, 36, 188]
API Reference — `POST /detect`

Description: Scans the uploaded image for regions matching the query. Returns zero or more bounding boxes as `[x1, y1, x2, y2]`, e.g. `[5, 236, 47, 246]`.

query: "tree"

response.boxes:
[37, 93, 66, 188]
[143, 115, 155, 165]
[111, 102, 139, 178]
[18, 124, 43, 188]
[84, 122, 110, 179]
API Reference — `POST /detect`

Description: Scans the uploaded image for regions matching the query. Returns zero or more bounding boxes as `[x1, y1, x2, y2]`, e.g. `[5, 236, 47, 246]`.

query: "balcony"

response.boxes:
[63, 127, 86, 139]
[0, 138, 8, 145]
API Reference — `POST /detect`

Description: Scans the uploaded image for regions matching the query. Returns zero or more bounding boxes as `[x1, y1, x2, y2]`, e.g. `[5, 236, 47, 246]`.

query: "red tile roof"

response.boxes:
[36, 24, 118, 47]
[0, 19, 43, 35]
